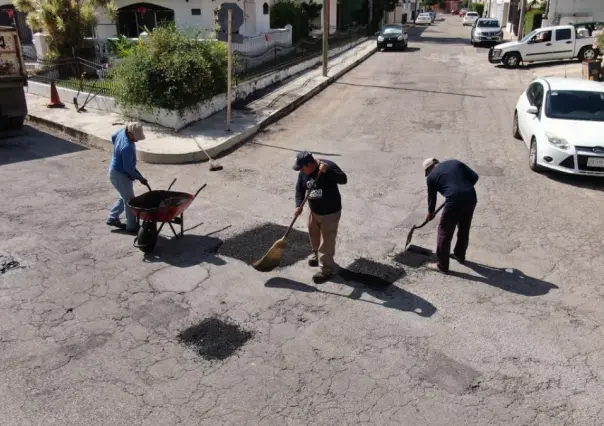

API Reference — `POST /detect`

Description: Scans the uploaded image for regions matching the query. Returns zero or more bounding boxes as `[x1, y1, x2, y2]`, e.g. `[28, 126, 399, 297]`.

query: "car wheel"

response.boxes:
[503, 52, 521, 68]
[402, 42, 407, 51]
[512, 111, 521, 140]
[578, 46, 597, 62]
[529, 138, 543, 172]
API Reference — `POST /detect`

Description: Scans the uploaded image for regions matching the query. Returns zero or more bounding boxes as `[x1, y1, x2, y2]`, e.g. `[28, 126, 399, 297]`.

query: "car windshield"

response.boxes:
[466, 13, 478, 17]
[545, 90, 604, 121]
[383, 28, 402, 35]
[521, 29, 538, 43]
[477, 20, 499, 27]
[419, 13, 430, 17]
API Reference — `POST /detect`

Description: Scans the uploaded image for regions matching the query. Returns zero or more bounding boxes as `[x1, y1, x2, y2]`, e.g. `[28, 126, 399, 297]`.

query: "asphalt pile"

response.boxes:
[339, 258, 405, 289]
[0, 255, 19, 274]
[219, 223, 310, 267]
[177, 316, 253, 361]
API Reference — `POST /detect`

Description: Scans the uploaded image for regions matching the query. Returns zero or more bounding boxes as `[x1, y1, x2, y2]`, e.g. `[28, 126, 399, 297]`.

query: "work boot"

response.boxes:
[308, 253, 319, 267]
[450, 253, 465, 265]
[427, 262, 449, 274]
[106, 218, 126, 230]
[312, 270, 333, 284]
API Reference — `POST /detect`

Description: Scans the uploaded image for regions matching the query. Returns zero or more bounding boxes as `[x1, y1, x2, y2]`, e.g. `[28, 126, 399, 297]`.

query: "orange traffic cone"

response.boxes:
[47, 81, 65, 108]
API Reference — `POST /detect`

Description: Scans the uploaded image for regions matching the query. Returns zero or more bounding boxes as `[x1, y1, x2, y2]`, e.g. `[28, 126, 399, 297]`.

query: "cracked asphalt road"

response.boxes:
[2, 16, 604, 426]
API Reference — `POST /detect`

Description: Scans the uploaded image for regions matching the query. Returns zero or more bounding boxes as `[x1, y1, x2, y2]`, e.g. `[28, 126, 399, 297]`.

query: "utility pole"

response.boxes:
[322, 0, 329, 77]
[517, 0, 527, 41]
[487, 0, 493, 17]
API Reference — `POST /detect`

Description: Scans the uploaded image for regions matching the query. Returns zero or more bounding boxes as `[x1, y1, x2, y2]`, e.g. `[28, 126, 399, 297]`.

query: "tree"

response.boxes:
[472, 3, 484, 16]
[300, 1, 322, 32]
[421, 0, 438, 6]
[14, 0, 116, 58]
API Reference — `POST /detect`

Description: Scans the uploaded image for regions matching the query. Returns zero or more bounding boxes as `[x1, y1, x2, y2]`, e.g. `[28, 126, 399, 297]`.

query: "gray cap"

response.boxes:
[293, 151, 315, 171]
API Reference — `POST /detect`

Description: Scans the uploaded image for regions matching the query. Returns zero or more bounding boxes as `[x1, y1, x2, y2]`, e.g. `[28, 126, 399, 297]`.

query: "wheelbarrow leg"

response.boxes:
[180, 213, 184, 237]
[157, 222, 166, 235]
[168, 222, 179, 238]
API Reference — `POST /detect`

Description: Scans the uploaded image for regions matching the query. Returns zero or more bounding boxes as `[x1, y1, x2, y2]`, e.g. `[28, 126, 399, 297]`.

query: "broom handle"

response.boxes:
[283, 169, 325, 239]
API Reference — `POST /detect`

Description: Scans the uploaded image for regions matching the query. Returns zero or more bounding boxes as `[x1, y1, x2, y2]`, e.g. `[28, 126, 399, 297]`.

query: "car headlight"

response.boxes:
[545, 132, 570, 150]
[397, 35, 403, 41]
[377, 36, 384, 41]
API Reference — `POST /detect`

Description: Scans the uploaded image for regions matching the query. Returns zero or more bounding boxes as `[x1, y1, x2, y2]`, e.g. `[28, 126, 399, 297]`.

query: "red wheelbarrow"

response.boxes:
[128, 178, 207, 253]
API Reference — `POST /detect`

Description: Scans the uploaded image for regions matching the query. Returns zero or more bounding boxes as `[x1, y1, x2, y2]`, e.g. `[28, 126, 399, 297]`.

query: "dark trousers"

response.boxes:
[436, 201, 476, 270]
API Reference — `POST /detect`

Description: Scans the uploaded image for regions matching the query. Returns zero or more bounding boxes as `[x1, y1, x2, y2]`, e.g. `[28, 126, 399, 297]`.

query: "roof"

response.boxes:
[541, 77, 604, 92]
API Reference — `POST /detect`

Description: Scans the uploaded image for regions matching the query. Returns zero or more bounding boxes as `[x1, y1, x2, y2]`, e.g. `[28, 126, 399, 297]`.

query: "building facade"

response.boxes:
[541, 0, 604, 27]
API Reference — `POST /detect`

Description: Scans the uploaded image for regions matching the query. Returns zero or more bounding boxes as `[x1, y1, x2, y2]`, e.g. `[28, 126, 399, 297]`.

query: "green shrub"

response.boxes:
[524, 9, 544, 34]
[111, 24, 230, 115]
[472, 3, 484, 17]
[107, 35, 136, 58]
[270, 0, 309, 42]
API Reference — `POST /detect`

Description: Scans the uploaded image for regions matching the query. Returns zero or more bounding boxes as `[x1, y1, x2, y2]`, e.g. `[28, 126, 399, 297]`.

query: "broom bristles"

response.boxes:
[252, 238, 287, 272]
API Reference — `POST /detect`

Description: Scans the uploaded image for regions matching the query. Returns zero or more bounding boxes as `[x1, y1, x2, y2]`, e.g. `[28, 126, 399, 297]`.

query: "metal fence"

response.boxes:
[22, 24, 367, 98]
[24, 54, 119, 97]
[234, 24, 368, 81]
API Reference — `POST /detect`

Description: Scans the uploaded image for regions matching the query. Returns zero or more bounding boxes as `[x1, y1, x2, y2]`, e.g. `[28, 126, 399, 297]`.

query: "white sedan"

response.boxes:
[513, 77, 604, 176]
[415, 13, 432, 25]
[462, 11, 479, 26]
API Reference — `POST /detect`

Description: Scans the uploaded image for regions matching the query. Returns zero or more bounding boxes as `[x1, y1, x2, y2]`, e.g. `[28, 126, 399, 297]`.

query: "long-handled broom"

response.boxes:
[190, 136, 223, 171]
[253, 170, 324, 272]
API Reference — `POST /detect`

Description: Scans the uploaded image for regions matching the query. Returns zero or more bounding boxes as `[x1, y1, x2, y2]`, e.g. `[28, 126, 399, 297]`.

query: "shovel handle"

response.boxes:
[283, 169, 325, 239]
[415, 203, 445, 229]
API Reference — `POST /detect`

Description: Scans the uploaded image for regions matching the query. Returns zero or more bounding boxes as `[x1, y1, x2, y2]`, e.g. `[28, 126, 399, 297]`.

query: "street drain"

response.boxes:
[393, 245, 433, 268]
[0, 255, 20, 274]
[177, 317, 253, 361]
[339, 258, 405, 289]
[219, 223, 309, 267]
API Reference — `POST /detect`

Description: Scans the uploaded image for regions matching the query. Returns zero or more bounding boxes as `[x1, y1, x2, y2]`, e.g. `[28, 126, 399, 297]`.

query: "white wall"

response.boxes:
[255, 0, 271, 34]
[543, 0, 604, 26]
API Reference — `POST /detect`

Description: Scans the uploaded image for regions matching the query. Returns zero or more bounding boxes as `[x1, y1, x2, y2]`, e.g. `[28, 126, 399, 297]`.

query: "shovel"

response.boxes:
[405, 203, 445, 248]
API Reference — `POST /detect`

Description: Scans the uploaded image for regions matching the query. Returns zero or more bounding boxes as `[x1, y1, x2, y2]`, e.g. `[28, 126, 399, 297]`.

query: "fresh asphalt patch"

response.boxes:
[177, 316, 254, 361]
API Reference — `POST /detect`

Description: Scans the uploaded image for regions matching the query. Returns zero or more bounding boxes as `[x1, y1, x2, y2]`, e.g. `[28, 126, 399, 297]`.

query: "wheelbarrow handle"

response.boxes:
[193, 184, 207, 199]
[167, 178, 177, 191]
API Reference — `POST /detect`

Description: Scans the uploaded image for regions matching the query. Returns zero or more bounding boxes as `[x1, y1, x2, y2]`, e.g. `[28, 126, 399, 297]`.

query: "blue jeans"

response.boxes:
[108, 169, 138, 230]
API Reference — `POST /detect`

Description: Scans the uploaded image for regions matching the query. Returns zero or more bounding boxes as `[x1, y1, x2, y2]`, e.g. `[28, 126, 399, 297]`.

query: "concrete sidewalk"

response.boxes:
[26, 40, 377, 164]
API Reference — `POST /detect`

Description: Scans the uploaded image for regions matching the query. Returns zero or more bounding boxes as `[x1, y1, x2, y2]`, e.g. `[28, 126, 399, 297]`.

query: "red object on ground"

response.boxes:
[47, 81, 65, 108]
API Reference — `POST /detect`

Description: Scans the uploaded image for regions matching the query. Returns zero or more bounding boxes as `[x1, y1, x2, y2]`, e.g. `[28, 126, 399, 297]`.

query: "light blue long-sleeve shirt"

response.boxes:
[110, 129, 144, 181]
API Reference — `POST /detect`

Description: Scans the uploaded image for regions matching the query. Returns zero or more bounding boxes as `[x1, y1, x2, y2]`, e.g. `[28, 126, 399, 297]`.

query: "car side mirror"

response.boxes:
[375, 31, 380, 35]
[526, 106, 539, 115]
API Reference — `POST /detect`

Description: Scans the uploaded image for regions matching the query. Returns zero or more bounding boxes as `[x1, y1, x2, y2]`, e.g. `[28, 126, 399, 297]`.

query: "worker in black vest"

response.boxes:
[423, 158, 479, 273]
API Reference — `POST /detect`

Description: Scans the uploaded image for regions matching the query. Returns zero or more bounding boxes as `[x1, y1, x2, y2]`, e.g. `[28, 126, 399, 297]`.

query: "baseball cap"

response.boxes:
[126, 122, 146, 141]
[422, 157, 438, 171]
[293, 151, 315, 171]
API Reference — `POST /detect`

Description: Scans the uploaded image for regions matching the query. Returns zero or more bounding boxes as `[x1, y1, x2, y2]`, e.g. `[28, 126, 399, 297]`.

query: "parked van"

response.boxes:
[0, 26, 27, 131]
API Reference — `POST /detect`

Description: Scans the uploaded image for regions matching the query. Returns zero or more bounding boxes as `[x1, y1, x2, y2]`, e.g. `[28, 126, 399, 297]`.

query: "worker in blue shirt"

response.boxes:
[423, 158, 479, 273]
[107, 122, 148, 233]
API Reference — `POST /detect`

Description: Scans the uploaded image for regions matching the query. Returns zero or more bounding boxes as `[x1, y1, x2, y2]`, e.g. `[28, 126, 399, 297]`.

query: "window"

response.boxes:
[263, 3, 269, 15]
[117, 3, 175, 38]
[477, 20, 500, 28]
[546, 90, 604, 122]
[531, 30, 552, 43]
[555, 28, 571, 41]
[527, 83, 544, 107]
[191, 8, 201, 16]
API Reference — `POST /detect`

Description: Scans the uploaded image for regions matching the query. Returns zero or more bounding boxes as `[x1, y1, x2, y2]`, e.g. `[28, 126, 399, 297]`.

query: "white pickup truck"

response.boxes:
[488, 24, 598, 68]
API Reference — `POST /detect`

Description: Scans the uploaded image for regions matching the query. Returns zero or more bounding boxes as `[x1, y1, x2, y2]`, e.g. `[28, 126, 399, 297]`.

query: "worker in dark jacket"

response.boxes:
[423, 158, 479, 273]
[294, 151, 347, 283]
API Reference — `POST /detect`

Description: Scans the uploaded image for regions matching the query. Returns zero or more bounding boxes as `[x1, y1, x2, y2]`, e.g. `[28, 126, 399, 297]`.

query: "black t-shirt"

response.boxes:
[295, 160, 347, 215]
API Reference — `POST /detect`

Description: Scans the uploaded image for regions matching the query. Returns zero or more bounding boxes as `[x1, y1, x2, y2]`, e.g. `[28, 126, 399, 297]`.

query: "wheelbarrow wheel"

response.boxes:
[134, 221, 158, 253]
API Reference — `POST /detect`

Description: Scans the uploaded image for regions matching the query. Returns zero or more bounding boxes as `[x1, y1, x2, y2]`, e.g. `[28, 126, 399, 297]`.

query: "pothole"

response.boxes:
[177, 316, 253, 361]
[219, 223, 309, 267]
[0, 255, 20, 274]
[393, 245, 433, 268]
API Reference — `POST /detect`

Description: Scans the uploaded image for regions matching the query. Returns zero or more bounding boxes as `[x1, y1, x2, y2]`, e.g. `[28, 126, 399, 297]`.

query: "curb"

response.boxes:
[27, 43, 377, 164]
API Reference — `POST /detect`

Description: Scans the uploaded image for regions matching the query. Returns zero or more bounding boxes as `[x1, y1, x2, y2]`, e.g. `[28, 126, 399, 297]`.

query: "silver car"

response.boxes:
[470, 18, 504, 46]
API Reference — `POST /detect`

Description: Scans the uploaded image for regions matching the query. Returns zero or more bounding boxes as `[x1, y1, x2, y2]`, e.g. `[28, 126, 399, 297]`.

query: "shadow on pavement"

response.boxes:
[142, 233, 225, 267]
[334, 81, 485, 98]
[447, 261, 559, 296]
[523, 60, 579, 70]
[0, 126, 86, 166]
[410, 36, 470, 45]
[545, 172, 604, 192]
[265, 275, 437, 318]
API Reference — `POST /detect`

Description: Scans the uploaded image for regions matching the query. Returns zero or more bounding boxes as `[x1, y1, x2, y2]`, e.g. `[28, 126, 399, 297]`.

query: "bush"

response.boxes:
[524, 9, 544, 34]
[472, 3, 484, 17]
[270, 0, 309, 42]
[111, 24, 230, 115]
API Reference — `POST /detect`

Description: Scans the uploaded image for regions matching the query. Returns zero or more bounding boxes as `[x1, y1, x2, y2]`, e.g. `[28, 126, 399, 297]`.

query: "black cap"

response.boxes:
[293, 151, 315, 171]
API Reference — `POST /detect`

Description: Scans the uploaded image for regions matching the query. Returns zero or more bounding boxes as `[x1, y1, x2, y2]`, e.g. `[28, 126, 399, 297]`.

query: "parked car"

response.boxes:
[459, 9, 469, 17]
[415, 13, 432, 25]
[513, 77, 604, 176]
[428, 11, 436, 22]
[452, 9, 461, 16]
[471, 18, 503, 46]
[488, 25, 598, 68]
[376, 24, 408, 51]
[462, 12, 479, 26]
